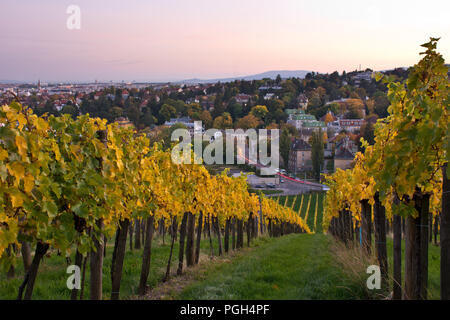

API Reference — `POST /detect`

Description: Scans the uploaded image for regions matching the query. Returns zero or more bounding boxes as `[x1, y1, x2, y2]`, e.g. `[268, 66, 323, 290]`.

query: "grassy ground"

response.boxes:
[0, 226, 442, 300]
[249, 189, 283, 195]
[293, 195, 302, 212]
[315, 193, 325, 233]
[384, 235, 441, 299]
[176, 234, 442, 300]
[0, 236, 224, 300]
[177, 234, 379, 300]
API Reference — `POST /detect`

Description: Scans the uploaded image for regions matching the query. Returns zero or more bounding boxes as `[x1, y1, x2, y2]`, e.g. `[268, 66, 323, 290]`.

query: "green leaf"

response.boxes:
[43, 201, 58, 218]
[72, 202, 89, 218]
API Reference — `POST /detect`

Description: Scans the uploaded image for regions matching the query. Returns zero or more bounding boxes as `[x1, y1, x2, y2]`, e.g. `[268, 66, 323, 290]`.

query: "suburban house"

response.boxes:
[288, 138, 312, 173]
[339, 119, 365, 133]
[264, 93, 276, 100]
[286, 109, 326, 132]
[334, 148, 355, 170]
[286, 109, 327, 141]
[235, 94, 251, 105]
[327, 118, 365, 133]
[296, 94, 309, 109]
[164, 116, 204, 136]
[333, 136, 357, 170]
[94, 91, 103, 101]
[352, 71, 373, 86]
[258, 85, 283, 91]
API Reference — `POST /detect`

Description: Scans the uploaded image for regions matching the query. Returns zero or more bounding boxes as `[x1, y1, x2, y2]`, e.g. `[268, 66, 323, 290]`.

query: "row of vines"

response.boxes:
[0, 99, 310, 299]
[322, 38, 449, 300]
[275, 193, 326, 233]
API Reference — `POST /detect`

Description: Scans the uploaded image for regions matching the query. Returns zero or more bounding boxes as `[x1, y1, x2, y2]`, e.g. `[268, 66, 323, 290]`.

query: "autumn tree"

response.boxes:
[235, 114, 261, 129]
[198, 110, 213, 129]
[213, 112, 233, 129]
[250, 105, 268, 121]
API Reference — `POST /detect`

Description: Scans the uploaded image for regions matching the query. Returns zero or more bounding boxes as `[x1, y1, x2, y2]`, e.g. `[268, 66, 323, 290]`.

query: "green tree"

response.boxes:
[280, 128, 291, 169]
[373, 91, 390, 118]
[173, 100, 188, 116]
[141, 111, 156, 127]
[212, 94, 225, 118]
[126, 105, 141, 127]
[227, 101, 243, 121]
[158, 104, 177, 124]
[110, 106, 124, 119]
[160, 123, 188, 150]
[60, 104, 78, 119]
[359, 122, 375, 151]
[311, 130, 324, 180]
[326, 159, 334, 173]
[276, 74, 282, 84]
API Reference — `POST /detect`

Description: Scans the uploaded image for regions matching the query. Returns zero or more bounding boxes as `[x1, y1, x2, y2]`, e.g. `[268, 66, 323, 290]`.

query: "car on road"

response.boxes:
[280, 179, 285, 183]
[266, 183, 276, 188]
[254, 183, 266, 188]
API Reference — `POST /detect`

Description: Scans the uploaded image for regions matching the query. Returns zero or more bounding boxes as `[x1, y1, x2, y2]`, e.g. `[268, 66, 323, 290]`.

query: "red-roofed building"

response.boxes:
[94, 91, 102, 101]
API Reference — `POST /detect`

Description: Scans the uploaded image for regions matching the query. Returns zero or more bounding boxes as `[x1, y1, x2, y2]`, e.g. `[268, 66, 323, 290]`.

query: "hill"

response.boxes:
[178, 70, 311, 84]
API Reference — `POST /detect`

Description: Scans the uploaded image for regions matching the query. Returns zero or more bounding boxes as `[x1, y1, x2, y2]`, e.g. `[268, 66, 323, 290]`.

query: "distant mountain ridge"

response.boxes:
[0, 71, 310, 85]
[0, 80, 29, 84]
[177, 70, 311, 84]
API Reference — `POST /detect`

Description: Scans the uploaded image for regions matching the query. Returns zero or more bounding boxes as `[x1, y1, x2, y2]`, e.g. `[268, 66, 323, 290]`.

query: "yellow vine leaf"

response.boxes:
[15, 135, 28, 160]
[7, 162, 25, 184]
[10, 190, 25, 208]
[23, 174, 35, 193]
[0, 147, 8, 161]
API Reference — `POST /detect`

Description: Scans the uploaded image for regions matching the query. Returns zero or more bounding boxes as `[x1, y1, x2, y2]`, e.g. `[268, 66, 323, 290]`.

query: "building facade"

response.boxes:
[288, 138, 312, 173]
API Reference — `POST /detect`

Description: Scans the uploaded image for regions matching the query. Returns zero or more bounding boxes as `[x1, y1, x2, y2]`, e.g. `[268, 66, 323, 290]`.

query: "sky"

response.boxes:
[0, 0, 449, 83]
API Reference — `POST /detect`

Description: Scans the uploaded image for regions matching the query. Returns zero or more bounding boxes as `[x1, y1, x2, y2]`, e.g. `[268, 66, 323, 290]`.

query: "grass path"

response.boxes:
[176, 234, 373, 300]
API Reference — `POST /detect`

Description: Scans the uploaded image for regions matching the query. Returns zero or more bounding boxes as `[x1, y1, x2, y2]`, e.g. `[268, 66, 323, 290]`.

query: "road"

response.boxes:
[236, 151, 326, 195]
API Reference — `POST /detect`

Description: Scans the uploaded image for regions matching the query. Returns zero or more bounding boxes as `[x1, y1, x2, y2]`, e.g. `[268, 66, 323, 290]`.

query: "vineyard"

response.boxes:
[0, 38, 448, 302]
[273, 193, 326, 233]
[0, 99, 311, 300]
[322, 39, 449, 300]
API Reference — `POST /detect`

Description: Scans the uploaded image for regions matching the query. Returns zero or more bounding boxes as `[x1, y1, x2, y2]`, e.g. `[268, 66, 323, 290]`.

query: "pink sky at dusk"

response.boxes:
[0, 0, 449, 82]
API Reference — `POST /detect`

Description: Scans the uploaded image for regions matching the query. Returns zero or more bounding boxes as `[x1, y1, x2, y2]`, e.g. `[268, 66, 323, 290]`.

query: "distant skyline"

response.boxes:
[1, 0, 449, 82]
